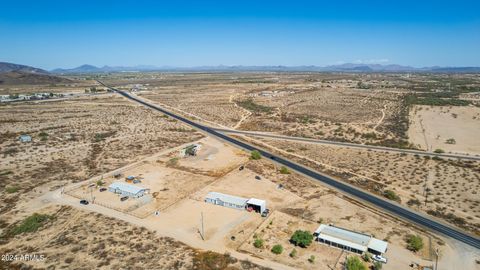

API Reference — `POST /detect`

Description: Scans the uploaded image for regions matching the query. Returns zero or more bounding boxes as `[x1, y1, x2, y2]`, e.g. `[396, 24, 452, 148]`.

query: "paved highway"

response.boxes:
[214, 128, 480, 161]
[99, 81, 480, 250]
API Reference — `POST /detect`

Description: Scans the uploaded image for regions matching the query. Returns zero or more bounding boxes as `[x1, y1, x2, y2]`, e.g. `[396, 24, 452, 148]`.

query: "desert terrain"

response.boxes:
[1, 72, 479, 270]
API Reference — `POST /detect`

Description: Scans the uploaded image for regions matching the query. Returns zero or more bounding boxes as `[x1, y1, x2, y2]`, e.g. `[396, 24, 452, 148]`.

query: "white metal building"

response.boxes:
[205, 192, 248, 210]
[19, 134, 32, 143]
[108, 182, 149, 198]
[313, 224, 388, 255]
[246, 198, 267, 213]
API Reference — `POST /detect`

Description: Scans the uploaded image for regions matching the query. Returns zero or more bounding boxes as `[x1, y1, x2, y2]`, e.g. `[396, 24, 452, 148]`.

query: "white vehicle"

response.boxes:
[373, 255, 387, 263]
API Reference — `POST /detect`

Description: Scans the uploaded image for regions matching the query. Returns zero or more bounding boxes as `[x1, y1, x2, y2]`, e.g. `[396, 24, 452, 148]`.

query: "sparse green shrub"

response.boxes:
[445, 138, 456, 144]
[434, 149, 445, 154]
[383, 190, 401, 202]
[279, 166, 290, 174]
[290, 230, 314, 248]
[253, 238, 264, 248]
[373, 261, 383, 270]
[308, 255, 315, 263]
[5, 186, 19, 193]
[11, 213, 53, 235]
[345, 256, 366, 270]
[289, 248, 297, 258]
[362, 252, 371, 262]
[406, 234, 424, 252]
[250, 150, 261, 160]
[271, 244, 283, 254]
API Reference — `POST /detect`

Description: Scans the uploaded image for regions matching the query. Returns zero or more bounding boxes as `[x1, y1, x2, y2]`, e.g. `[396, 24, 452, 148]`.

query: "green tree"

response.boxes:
[362, 252, 371, 262]
[271, 244, 283, 254]
[290, 230, 314, 248]
[250, 150, 262, 160]
[406, 234, 424, 252]
[253, 238, 264, 248]
[345, 256, 366, 270]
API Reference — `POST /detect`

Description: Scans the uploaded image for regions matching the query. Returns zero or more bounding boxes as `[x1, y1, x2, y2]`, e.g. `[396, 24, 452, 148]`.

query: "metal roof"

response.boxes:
[367, 238, 388, 253]
[246, 198, 266, 206]
[315, 224, 388, 253]
[108, 182, 148, 194]
[205, 192, 248, 206]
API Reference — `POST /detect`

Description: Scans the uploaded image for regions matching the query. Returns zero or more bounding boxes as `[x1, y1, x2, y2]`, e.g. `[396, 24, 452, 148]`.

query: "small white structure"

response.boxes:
[108, 182, 149, 198]
[19, 134, 32, 143]
[205, 192, 248, 211]
[246, 198, 267, 213]
[314, 224, 388, 255]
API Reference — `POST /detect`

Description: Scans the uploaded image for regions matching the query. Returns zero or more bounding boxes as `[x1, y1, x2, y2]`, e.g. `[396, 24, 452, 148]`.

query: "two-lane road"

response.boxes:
[99, 81, 480, 250]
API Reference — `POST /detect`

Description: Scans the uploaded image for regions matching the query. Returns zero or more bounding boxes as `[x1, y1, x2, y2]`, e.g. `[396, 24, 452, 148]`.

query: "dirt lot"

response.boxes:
[241, 137, 480, 235]
[409, 105, 480, 155]
[0, 205, 269, 270]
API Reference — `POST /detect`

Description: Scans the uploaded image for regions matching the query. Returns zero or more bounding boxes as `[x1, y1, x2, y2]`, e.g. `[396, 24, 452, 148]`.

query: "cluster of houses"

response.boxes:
[1, 93, 60, 103]
[249, 90, 295, 98]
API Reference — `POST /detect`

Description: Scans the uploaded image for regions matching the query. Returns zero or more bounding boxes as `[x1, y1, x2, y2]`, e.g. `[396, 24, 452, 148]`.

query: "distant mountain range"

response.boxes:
[0, 62, 71, 85]
[51, 63, 480, 73]
[0, 62, 49, 74]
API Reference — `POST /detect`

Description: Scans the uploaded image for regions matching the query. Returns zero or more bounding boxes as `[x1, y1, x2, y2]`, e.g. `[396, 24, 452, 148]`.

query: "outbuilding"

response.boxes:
[19, 135, 32, 143]
[246, 198, 267, 213]
[108, 182, 149, 198]
[313, 224, 388, 255]
[205, 192, 248, 211]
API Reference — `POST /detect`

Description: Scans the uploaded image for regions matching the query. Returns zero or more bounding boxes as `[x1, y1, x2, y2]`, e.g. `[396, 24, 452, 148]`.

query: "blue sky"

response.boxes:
[1, 0, 479, 70]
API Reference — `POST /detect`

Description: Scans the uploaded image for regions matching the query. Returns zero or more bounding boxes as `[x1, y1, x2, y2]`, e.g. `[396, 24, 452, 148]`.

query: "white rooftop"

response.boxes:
[315, 224, 388, 254]
[206, 192, 248, 206]
[246, 198, 266, 206]
[109, 182, 148, 194]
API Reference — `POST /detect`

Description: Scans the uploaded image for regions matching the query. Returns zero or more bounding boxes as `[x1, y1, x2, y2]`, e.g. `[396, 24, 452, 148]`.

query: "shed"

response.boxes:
[205, 192, 248, 211]
[246, 198, 266, 213]
[108, 182, 149, 198]
[19, 135, 32, 143]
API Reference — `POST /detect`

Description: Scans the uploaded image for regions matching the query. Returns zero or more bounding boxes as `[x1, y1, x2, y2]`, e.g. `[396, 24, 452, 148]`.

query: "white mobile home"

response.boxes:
[314, 224, 388, 255]
[205, 192, 248, 211]
[108, 182, 149, 198]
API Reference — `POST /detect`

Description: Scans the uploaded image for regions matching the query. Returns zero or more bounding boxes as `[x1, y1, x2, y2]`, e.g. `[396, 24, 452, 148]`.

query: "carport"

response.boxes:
[246, 198, 266, 213]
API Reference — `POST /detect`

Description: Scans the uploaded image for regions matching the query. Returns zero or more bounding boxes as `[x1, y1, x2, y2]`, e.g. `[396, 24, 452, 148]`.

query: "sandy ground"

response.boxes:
[409, 105, 480, 155]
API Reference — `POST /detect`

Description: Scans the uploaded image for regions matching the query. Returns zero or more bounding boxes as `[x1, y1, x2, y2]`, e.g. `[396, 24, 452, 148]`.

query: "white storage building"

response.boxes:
[108, 182, 149, 198]
[313, 224, 388, 255]
[246, 198, 267, 213]
[205, 192, 248, 210]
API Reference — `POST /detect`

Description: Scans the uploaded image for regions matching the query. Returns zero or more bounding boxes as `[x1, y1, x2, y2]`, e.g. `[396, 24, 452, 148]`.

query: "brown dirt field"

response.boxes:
[0, 205, 270, 270]
[242, 137, 480, 235]
[409, 105, 480, 155]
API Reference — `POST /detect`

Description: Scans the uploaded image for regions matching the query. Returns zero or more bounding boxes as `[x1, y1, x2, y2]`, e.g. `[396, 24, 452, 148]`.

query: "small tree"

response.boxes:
[361, 252, 371, 262]
[253, 238, 264, 248]
[406, 234, 423, 252]
[96, 179, 104, 186]
[279, 166, 290, 174]
[434, 148, 445, 154]
[290, 230, 314, 248]
[271, 244, 283, 254]
[289, 248, 297, 258]
[250, 150, 261, 160]
[308, 255, 315, 264]
[345, 256, 366, 270]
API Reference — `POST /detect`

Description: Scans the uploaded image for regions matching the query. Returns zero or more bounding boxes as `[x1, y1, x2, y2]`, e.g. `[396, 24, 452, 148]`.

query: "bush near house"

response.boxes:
[345, 256, 367, 270]
[406, 234, 424, 252]
[290, 230, 314, 248]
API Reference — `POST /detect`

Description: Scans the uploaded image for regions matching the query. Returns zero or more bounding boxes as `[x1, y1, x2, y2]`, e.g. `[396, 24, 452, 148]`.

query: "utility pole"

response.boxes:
[435, 248, 439, 270]
[200, 212, 205, 241]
